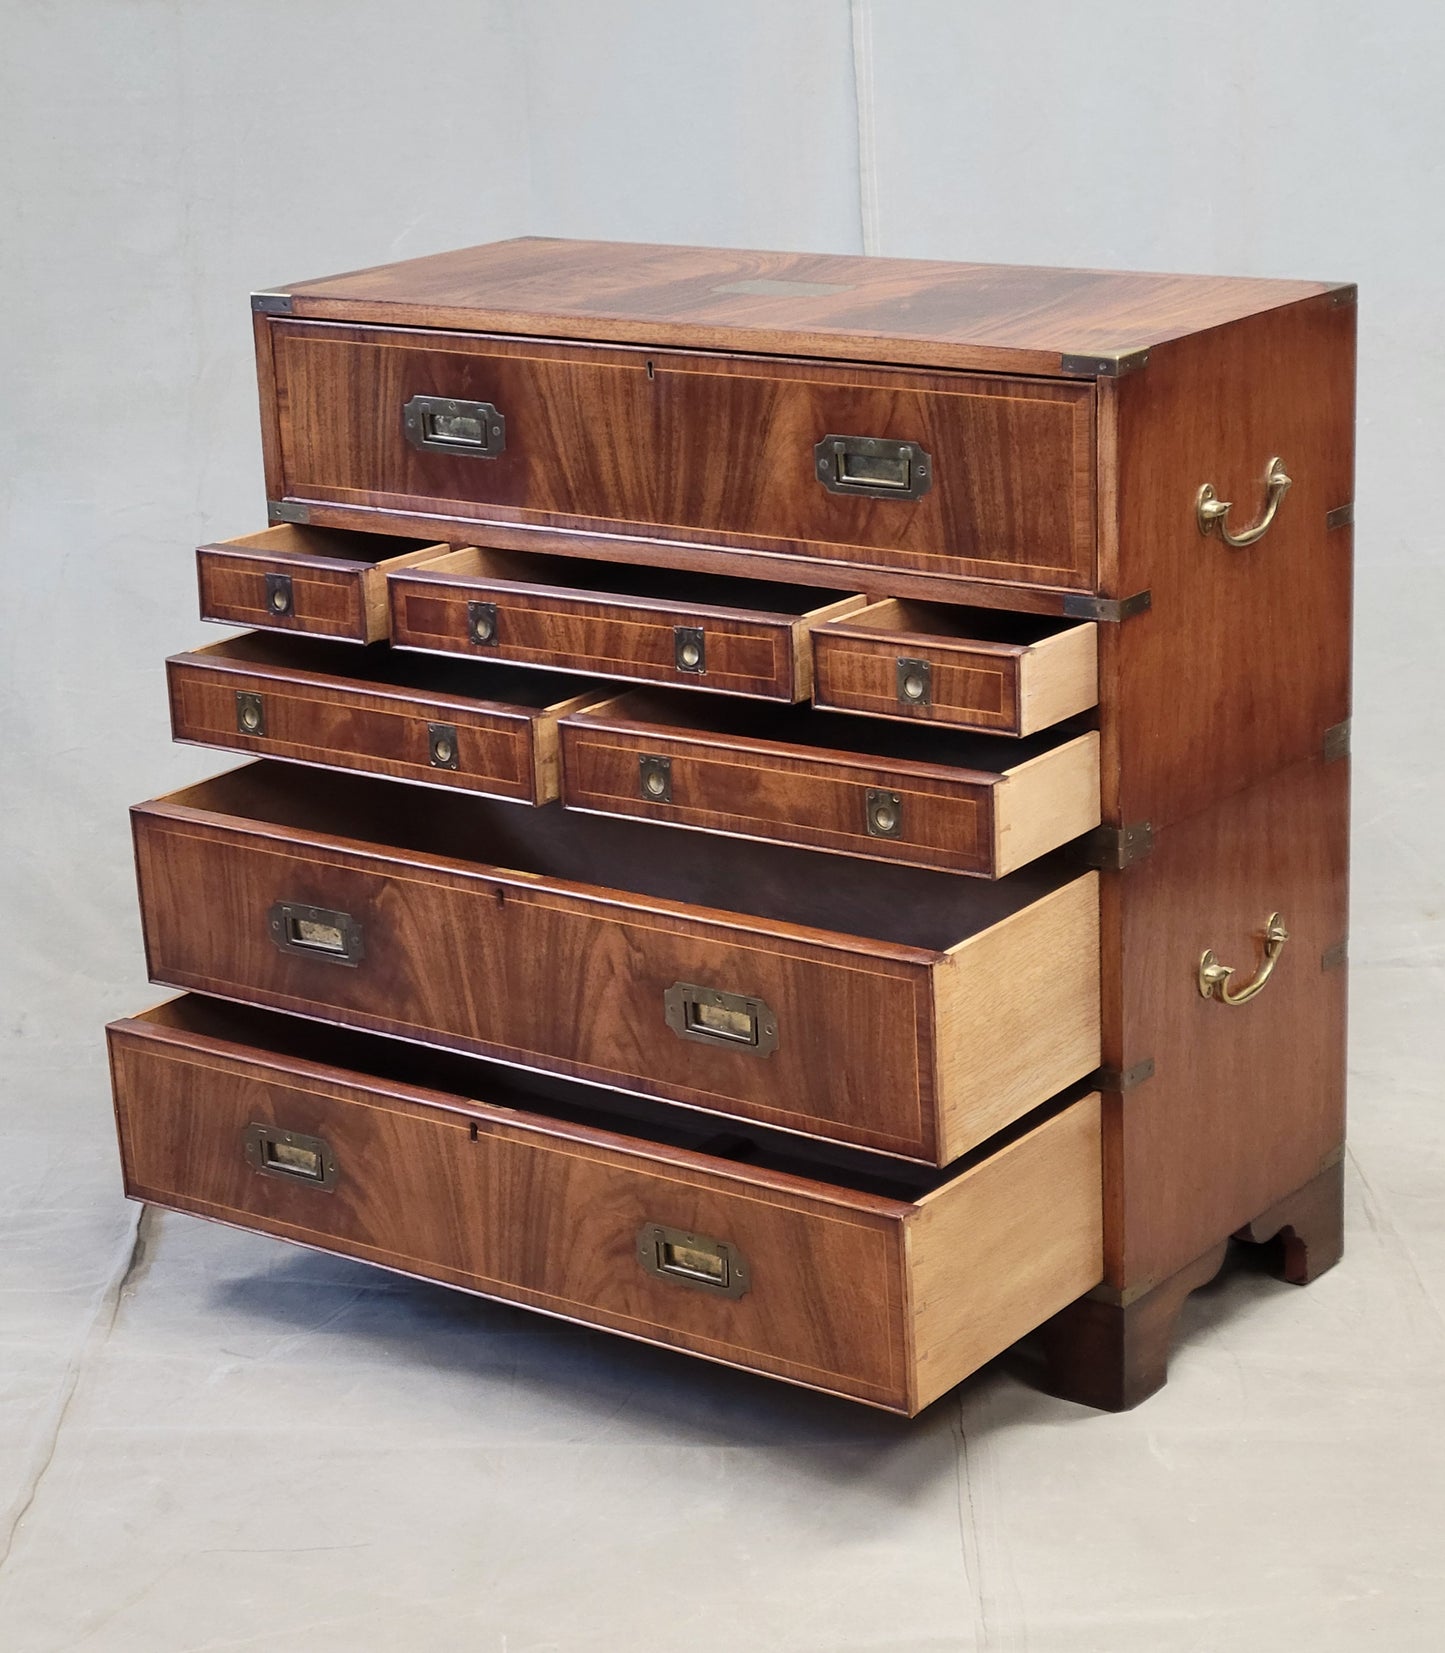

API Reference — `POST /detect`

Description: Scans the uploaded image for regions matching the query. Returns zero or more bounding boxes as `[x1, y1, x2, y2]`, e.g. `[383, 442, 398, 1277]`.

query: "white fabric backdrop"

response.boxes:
[2, 4, 1442, 1647]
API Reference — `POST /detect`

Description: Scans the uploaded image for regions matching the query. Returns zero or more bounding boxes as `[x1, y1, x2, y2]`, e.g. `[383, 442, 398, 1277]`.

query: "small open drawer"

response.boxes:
[559, 691, 1100, 877]
[811, 600, 1099, 736]
[167, 634, 600, 803]
[197, 525, 449, 643]
[388, 546, 866, 700]
[108, 996, 1103, 1414]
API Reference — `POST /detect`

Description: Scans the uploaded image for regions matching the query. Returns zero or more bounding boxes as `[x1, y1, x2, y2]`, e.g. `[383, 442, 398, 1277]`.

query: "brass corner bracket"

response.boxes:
[1083, 821, 1155, 872]
[251, 290, 295, 315]
[1061, 589, 1152, 623]
[1059, 348, 1152, 378]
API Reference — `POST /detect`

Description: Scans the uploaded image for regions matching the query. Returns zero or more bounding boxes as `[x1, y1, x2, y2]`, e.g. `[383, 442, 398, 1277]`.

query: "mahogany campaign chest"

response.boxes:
[108, 239, 1355, 1414]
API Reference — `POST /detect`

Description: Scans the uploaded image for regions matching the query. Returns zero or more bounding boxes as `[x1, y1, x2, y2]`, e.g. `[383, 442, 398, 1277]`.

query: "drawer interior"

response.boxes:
[569, 687, 1086, 772]
[415, 546, 857, 617]
[160, 760, 1079, 952]
[210, 524, 442, 571]
[824, 599, 1085, 647]
[178, 632, 594, 710]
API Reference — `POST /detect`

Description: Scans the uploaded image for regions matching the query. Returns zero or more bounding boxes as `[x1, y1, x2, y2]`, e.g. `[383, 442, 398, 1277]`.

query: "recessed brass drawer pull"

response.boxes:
[403, 394, 505, 458]
[1198, 912, 1289, 1005]
[268, 901, 365, 966]
[243, 1123, 338, 1190]
[264, 572, 294, 616]
[664, 982, 778, 1056]
[866, 788, 903, 838]
[235, 691, 266, 735]
[637, 1222, 750, 1297]
[1196, 457, 1292, 548]
[428, 722, 459, 769]
[467, 600, 499, 646]
[674, 625, 706, 673]
[895, 657, 932, 706]
[639, 754, 673, 802]
[813, 434, 933, 501]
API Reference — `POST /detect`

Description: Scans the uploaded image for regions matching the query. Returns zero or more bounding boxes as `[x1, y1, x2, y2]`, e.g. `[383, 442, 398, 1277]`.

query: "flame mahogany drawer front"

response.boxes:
[558, 691, 1100, 877]
[387, 547, 867, 702]
[261, 321, 1097, 594]
[130, 762, 1102, 1166]
[196, 525, 449, 643]
[810, 601, 1099, 736]
[166, 634, 601, 804]
[107, 998, 1104, 1415]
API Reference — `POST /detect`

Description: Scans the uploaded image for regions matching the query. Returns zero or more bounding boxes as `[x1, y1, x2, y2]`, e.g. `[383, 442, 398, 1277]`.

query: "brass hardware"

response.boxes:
[467, 601, 498, 646]
[266, 500, 309, 525]
[664, 983, 778, 1057]
[674, 626, 706, 674]
[1061, 589, 1152, 623]
[1196, 457, 1292, 548]
[251, 291, 295, 315]
[1198, 912, 1289, 1005]
[639, 755, 673, 802]
[1097, 1057, 1156, 1091]
[235, 692, 266, 736]
[1321, 939, 1348, 972]
[403, 394, 505, 458]
[1323, 719, 1351, 762]
[865, 789, 903, 839]
[814, 435, 933, 501]
[1059, 348, 1151, 378]
[1328, 284, 1359, 308]
[1082, 821, 1154, 870]
[268, 901, 364, 966]
[428, 722, 459, 770]
[895, 657, 932, 706]
[1326, 503, 1354, 531]
[264, 572, 294, 616]
[637, 1223, 750, 1298]
[244, 1123, 337, 1190]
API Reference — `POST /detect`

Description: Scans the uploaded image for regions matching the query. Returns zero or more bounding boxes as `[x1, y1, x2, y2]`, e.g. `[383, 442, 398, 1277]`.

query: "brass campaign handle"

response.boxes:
[1198, 913, 1289, 1006]
[1196, 457, 1292, 548]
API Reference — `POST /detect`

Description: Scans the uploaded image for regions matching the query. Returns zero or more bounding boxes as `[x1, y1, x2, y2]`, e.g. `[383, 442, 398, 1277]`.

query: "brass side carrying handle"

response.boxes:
[1198, 912, 1289, 1005]
[1196, 457, 1292, 548]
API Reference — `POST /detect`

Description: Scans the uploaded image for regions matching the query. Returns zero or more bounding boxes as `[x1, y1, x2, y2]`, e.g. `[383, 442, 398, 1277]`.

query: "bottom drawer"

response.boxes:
[108, 997, 1103, 1415]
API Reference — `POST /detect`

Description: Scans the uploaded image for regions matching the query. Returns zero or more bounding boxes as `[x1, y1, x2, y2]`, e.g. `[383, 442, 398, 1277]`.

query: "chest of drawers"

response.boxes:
[108, 240, 1354, 1414]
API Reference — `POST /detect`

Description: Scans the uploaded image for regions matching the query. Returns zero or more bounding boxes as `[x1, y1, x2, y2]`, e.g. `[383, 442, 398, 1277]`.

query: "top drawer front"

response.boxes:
[266, 323, 1097, 592]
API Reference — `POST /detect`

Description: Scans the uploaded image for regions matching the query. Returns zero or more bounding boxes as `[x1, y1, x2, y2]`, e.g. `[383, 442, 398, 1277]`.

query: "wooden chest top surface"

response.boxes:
[263, 237, 1346, 375]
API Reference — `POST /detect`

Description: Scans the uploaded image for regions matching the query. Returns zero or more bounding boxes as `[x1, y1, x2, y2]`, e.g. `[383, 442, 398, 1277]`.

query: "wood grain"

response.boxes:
[1100, 288, 1355, 829]
[1101, 754, 1349, 1291]
[265, 321, 1097, 593]
[811, 599, 1098, 736]
[266, 237, 1343, 377]
[389, 545, 866, 701]
[908, 1091, 1102, 1410]
[196, 525, 447, 643]
[167, 633, 601, 803]
[935, 874, 1101, 1160]
[559, 691, 1099, 877]
[108, 997, 1105, 1413]
[129, 763, 1101, 1164]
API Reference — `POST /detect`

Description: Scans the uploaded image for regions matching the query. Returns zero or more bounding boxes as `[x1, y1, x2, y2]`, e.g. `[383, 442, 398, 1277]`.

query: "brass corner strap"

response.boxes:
[267, 500, 310, 525]
[1323, 719, 1351, 762]
[1058, 348, 1151, 378]
[1082, 821, 1155, 871]
[1061, 589, 1152, 623]
[1198, 912, 1289, 1005]
[1096, 1057, 1156, 1093]
[251, 291, 295, 315]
